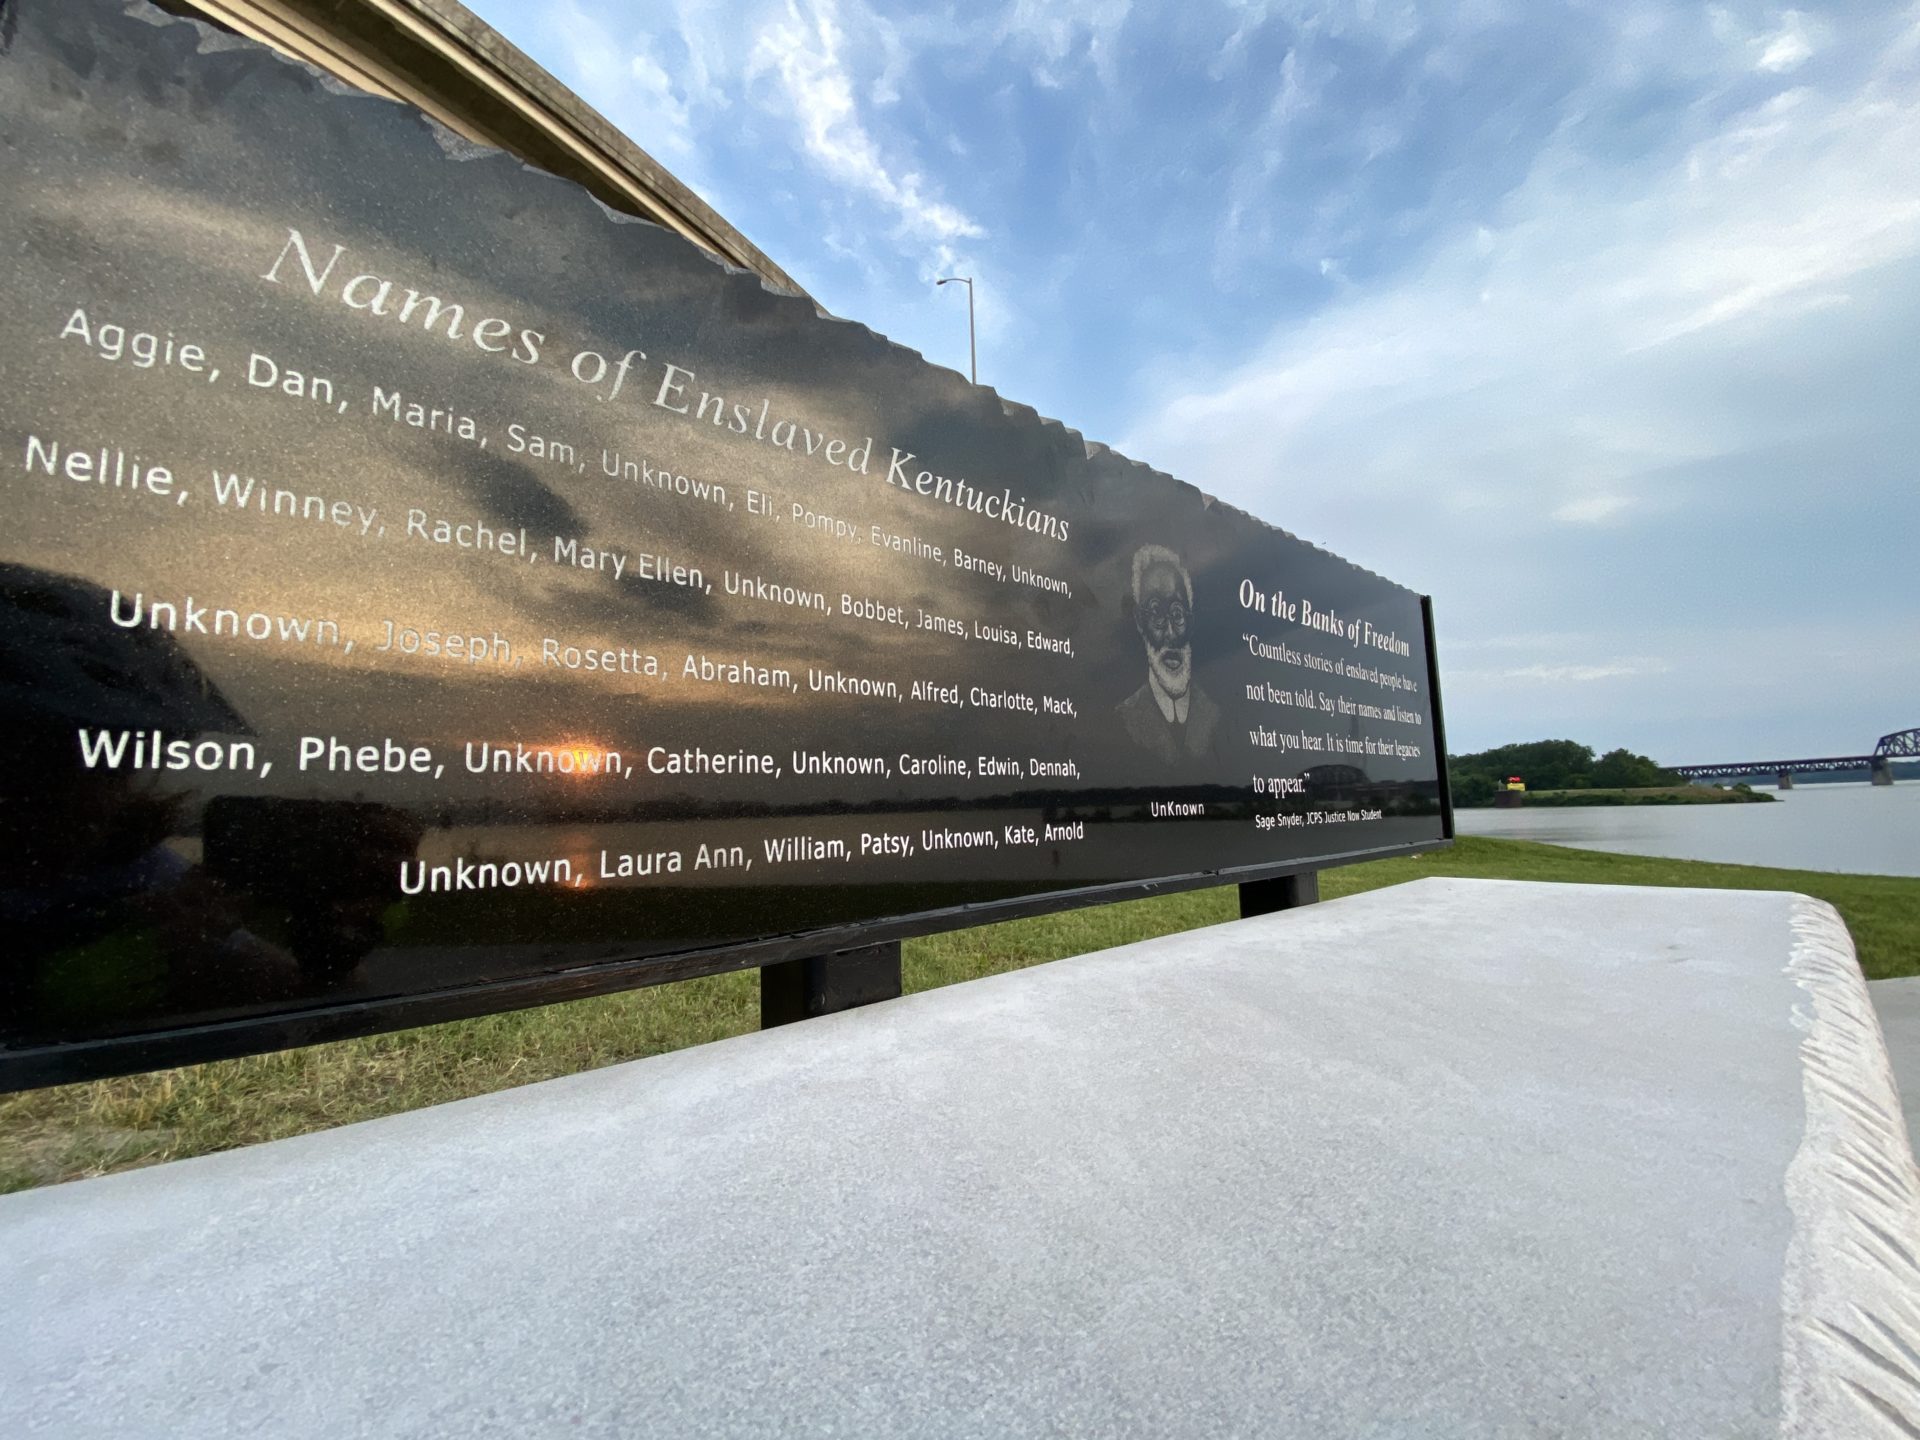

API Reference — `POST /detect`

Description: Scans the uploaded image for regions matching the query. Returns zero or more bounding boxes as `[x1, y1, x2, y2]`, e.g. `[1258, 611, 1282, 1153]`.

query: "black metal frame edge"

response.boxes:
[1421, 594, 1456, 840]
[1, 832, 1452, 1090]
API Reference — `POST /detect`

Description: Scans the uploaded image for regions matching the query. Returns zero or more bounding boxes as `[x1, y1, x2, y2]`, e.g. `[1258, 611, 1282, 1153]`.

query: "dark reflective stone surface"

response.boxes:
[0, 0, 1445, 1072]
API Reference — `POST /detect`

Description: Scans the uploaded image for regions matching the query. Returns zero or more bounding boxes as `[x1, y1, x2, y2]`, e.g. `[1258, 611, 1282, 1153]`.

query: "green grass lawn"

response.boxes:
[4, 836, 1915, 1193]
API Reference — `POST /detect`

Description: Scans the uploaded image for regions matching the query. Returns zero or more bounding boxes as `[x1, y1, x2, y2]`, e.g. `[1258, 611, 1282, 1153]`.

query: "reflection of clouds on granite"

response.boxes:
[461, 457, 583, 536]
[203, 635, 1013, 806]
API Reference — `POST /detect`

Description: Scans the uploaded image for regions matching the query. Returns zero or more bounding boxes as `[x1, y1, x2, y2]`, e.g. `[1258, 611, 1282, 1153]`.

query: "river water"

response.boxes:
[1456, 782, 1920, 877]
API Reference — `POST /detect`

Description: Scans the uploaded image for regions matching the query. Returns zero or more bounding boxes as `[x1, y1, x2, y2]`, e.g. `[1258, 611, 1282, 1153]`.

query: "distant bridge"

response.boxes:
[1671, 728, 1918, 788]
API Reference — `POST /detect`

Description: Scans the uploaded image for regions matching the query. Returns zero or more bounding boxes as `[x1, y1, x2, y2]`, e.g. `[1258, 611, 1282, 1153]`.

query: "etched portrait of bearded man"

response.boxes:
[1116, 544, 1219, 765]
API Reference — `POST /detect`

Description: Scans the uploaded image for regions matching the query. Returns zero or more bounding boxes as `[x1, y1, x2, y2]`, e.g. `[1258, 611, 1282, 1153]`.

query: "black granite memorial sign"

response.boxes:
[0, 0, 1450, 1087]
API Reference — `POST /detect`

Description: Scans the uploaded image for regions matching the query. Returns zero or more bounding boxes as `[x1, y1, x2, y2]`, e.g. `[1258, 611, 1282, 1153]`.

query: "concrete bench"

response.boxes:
[5, 878, 1917, 1437]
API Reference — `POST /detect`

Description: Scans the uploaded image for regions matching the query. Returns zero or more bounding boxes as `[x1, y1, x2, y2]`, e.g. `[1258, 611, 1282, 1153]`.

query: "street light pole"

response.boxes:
[935, 276, 975, 384]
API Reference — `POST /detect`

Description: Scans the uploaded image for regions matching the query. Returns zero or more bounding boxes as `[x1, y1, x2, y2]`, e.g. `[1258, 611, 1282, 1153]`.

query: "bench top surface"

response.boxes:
[6, 877, 1917, 1438]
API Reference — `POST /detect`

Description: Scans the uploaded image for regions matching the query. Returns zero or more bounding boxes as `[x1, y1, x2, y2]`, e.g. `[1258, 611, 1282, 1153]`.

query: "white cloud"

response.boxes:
[1125, 29, 1920, 537]
[532, 0, 715, 180]
[1492, 660, 1673, 684]
[1447, 632, 1589, 654]
[543, 2, 636, 128]
[993, 0, 1133, 89]
[1708, 6, 1827, 76]
[747, 0, 983, 251]
[1551, 495, 1633, 525]
[625, 52, 694, 156]
[1756, 10, 1817, 73]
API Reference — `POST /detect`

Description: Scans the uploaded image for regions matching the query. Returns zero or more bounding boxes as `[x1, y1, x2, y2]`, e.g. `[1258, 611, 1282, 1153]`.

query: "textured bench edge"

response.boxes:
[1781, 897, 1920, 1436]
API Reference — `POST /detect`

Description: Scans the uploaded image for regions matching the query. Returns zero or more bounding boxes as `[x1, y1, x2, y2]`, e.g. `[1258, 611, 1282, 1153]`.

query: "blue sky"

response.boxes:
[470, 0, 1918, 762]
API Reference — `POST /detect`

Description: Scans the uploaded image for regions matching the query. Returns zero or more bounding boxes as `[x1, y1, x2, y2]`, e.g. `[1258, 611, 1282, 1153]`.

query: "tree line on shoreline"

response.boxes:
[1447, 739, 1684, 808]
